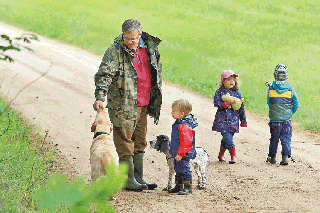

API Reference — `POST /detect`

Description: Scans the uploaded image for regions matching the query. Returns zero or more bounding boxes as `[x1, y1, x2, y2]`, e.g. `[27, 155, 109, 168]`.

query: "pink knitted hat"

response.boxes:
[221, 70, 238, 80]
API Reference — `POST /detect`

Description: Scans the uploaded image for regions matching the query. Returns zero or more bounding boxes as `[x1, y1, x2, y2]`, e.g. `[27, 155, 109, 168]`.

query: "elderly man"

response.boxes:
[93, 18, 162, 191]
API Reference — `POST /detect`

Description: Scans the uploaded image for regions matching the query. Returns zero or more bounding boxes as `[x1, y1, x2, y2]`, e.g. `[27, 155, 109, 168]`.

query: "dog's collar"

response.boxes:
[93, 132, 110, 139]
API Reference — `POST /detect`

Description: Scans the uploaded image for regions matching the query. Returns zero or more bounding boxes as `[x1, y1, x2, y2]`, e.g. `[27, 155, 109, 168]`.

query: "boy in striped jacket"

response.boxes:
[266, 64, 300, 165]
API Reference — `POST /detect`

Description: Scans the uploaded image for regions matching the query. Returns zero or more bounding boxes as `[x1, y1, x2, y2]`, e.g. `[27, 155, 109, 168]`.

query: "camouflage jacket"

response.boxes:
[94, 32, 162, 130]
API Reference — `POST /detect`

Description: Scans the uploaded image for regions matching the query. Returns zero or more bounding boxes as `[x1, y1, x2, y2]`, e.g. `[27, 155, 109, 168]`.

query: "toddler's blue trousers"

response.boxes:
[174, 157, 192, 180]
[268, 121, 292, 158]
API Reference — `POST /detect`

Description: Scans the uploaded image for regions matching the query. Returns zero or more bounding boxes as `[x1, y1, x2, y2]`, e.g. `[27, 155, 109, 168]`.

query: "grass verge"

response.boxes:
[0, 97, 54, 211]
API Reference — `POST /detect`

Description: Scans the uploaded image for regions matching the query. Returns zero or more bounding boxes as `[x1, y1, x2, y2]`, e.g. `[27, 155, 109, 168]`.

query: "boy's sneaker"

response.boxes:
[266, 157, 277, 164]
[280, 155, 289, 165]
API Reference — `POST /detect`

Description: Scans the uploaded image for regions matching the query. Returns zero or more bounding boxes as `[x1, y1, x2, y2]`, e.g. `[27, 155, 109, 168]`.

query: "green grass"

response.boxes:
[0, 0, 319, 132]
[0, 98, 54, 211]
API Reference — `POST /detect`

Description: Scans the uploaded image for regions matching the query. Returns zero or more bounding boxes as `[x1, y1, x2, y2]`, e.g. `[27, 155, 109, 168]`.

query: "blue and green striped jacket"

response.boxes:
[267, 81, 300, 122]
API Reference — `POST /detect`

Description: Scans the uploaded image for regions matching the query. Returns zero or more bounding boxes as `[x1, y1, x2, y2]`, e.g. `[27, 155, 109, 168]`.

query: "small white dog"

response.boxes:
[150, 135, 209, 190]
[90, 106, 118, 181]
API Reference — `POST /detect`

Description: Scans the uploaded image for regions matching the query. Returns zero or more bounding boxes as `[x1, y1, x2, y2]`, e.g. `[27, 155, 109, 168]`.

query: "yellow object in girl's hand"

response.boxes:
[221, 93, 244, 110]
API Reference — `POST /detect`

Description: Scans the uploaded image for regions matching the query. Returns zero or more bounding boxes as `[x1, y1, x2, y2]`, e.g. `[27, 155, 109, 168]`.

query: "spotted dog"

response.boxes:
[150, 135, 209, 190]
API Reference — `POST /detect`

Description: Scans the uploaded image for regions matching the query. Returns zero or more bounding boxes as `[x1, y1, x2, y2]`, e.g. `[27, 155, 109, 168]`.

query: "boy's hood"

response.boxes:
[271, 81, 291, 94]
[177, 114, 198, 128]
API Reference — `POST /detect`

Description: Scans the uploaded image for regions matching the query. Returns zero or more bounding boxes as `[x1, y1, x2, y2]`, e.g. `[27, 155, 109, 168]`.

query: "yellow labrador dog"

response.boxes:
[90, 106, 119, 181]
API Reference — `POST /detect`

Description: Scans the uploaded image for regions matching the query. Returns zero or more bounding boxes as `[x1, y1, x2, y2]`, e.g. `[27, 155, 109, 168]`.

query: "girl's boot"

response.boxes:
[218, 147, 227, 162]
[228, 147, 236, 164]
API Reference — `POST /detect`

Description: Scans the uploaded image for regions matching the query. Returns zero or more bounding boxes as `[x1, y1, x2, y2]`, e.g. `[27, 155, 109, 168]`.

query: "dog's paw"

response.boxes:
[162, 187, 170, 191]
[197, 185, 206, 190]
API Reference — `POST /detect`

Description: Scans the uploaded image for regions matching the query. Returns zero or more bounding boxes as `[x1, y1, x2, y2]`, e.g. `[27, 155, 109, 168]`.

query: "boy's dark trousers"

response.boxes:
[174, 157, 192, 180]
[268, 121, 292, 158]
[173, 157, 192, 194]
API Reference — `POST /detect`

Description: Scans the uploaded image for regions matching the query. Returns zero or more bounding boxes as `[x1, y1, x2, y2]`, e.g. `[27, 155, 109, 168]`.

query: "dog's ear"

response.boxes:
[159, 135, 169, 142]
[158, 135, 168, 141]
[158, 135, 170, 153]
[160, 141, 169, 153]
[97, 105, 104, 113]
[91, 122, 97, 132]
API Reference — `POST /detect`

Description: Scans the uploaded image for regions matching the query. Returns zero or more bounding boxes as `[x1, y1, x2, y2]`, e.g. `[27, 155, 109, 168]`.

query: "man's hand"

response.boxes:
[93, 101, 103, 111]
[175, 155, 182, 161]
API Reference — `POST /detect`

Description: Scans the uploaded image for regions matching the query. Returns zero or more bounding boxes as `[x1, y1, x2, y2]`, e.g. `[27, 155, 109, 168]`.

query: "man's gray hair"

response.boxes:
[122, 18, 142, 34]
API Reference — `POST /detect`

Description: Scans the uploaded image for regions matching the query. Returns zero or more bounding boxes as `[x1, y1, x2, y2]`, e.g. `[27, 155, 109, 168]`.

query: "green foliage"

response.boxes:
[0, 34, 39, 62]
[33, 163, 127, 213]
[0, 98, 53, 211]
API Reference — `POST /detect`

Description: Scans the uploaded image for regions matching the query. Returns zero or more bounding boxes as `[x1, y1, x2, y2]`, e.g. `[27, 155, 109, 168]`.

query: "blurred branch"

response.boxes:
[0, 33, 39, 63]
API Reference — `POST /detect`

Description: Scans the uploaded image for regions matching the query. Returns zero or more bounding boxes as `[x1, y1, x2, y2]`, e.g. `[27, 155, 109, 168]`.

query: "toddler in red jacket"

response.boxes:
[169, 99, 198, 195]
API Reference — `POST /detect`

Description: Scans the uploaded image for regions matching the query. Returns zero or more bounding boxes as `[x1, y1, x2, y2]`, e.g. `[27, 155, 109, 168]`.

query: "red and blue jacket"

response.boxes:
[170, 114, 198, 158]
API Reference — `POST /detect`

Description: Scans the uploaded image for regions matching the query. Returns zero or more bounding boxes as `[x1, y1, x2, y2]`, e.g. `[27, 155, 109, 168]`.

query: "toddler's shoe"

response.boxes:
[280, 155, 289, 165]
[168, 177, 183, 193]
[266, 156, 276, 164]
[178, 179, 192, 195]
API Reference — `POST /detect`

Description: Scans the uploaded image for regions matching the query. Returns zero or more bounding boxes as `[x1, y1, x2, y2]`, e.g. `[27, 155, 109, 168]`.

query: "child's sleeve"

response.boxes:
[267, 87, 270, 106]
[239, 93, 247, 126]
[214, 89, 229, 108]
[177, 124, 194, 157]
[291, 87, 300, 114]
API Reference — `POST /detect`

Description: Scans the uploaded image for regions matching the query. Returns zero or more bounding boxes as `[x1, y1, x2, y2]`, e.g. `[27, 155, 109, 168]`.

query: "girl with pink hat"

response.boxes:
[212, 70, 247, 164]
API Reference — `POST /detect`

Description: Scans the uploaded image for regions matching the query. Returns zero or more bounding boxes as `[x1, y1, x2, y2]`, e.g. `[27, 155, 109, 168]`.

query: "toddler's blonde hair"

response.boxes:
[172, 99, 192, 115]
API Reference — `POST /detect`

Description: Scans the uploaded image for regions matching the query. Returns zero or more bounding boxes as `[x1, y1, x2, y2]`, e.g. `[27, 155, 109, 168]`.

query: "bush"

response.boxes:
[33, 164, 127, 213]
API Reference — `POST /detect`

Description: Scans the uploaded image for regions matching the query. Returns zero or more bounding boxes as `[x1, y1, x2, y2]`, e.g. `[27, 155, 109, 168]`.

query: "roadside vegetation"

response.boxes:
[0, 0, 318, 132]
[0, 97, 52, 212]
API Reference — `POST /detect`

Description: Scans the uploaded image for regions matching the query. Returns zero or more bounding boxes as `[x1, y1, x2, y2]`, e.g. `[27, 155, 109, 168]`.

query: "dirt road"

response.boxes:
[1, 22, 320, 213]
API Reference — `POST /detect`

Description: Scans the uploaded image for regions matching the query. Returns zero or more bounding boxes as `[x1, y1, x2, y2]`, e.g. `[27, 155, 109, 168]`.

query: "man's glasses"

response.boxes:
[123, 34, 141, 42]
